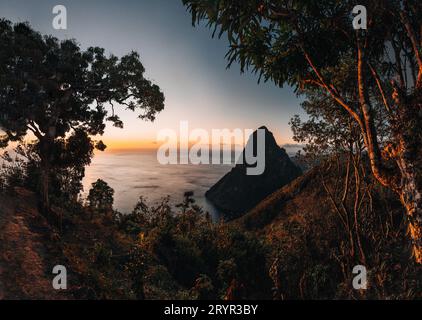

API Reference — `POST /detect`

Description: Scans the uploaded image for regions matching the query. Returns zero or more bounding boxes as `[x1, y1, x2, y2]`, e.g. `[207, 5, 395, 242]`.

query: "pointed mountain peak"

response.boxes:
[206, 126, 303, 219]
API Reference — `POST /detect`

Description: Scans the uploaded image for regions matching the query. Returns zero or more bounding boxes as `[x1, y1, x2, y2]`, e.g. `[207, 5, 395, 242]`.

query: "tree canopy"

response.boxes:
[182, 0, 422, 263]
[0, 19, 165, 212]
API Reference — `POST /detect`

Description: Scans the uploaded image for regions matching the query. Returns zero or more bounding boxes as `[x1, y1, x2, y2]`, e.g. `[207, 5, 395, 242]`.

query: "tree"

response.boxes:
[183, 0, 422, 263]
[0, 19, 164, 216]
[88, 179, 114, 212]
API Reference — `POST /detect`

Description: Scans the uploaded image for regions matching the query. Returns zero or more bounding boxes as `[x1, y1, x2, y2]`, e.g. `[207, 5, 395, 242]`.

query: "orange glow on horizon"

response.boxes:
[103, 139, 159, 151]
[102, 133, 294, 152]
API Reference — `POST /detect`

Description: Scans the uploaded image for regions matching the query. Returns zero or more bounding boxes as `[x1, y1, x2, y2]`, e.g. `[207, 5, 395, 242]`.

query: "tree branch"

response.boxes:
[400, 7, 422, 87]
[367, 63, 393, 114]
[357, 38, 397, 190]
[302, 49, 364, 129]
[27, 121, 44, 139]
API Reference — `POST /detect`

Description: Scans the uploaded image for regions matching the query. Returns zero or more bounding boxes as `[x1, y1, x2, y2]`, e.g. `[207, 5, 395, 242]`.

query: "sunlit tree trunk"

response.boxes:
[399, 159, 422, 264]
[362, 110, 422, 264]
[391, 86, 422, 264]
[357, 42, 422, 264]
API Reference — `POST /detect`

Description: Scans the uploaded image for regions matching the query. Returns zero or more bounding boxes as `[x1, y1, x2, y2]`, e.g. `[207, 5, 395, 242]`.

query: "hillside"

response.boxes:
[0, 188, 69, 299]
[0, 188, 134, 299]
[236, 161, 421, 299]
[0, 159, 420, 299]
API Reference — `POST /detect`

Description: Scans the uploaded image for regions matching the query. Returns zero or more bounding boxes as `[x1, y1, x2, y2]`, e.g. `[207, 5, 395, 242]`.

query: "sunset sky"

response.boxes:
[0, 0, 305, 150]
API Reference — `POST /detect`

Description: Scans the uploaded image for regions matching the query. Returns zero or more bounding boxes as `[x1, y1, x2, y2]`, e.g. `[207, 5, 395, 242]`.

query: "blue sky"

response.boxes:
[0, 0, 305, 148]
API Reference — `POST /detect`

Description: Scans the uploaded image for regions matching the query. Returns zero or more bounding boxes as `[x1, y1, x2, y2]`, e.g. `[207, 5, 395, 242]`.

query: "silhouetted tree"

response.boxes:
[0, 20, 164, 217]
[183, 0, 422, 263]
[88, 179, 114, 212]
[176, 191, 196, 213]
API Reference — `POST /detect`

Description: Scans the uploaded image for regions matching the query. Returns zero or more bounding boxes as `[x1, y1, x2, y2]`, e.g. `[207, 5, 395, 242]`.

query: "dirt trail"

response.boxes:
[0, 188, 68, 299]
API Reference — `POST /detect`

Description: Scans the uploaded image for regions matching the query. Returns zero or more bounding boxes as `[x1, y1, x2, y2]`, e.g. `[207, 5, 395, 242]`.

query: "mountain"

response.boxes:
[206, 126, 302, 219]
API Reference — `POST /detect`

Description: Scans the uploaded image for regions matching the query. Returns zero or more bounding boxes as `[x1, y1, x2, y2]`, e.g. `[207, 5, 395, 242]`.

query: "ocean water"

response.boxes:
[82, 150, 234, 219]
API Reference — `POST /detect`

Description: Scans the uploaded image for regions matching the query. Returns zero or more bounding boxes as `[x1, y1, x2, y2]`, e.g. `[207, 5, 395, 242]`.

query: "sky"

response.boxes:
[0, 0, 305, 150]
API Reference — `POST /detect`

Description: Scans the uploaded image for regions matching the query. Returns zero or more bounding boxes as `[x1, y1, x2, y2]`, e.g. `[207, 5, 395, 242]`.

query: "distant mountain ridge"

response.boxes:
[206, 126, 302, 219]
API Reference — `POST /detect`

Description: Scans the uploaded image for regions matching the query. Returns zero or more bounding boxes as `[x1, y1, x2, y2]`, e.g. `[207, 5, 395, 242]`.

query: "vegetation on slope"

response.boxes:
[0, 155, 420, 300]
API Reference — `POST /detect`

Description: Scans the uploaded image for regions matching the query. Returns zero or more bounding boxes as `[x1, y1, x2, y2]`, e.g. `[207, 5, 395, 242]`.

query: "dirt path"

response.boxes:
[0, 204, 5, 299]
[0, 188, 68, 299]
[0, 192, 16, 299]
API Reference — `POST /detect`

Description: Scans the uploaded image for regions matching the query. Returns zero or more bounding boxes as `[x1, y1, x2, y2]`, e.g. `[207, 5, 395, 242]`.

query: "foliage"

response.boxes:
[1, 168, 419, 299]
[0, 19, 165, 212]
[87, 179, 114, 212]
[117, 193, 272, 299]
[182, 0, 422, 263]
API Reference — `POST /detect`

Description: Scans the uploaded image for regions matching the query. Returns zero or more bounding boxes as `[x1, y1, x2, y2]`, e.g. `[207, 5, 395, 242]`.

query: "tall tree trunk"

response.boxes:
[302, 31, 422, 263]
[40, 159, 50, 215]
[39, 134, 54, 217]
[357, 42, 422, 264]
[398, 157, 422, 264]
[391, 86, 422, 264]
[396, 115, 422, 264]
